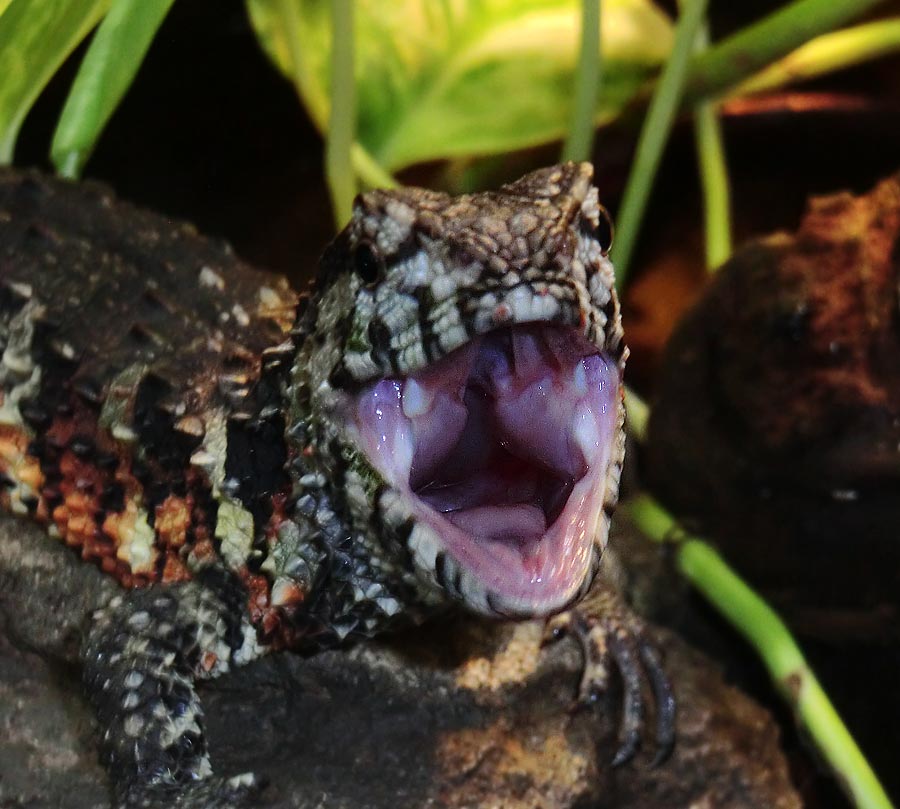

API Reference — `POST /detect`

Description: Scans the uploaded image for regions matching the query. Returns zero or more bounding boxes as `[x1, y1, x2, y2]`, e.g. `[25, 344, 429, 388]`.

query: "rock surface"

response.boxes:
[0, 169, 803, 808]
[0, 514, 802, 809]
[645, 173, 900, 803]
[647, 174, 900, 622]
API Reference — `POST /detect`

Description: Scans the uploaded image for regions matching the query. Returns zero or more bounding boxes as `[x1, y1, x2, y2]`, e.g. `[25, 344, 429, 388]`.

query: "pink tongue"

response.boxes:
[445, 504, 547, 546]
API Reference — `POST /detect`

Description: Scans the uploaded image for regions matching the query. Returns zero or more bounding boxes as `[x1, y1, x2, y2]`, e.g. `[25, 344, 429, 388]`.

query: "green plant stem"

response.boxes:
[690, 20, 731, 271]
[684, 0, 889, 103]
[623, 385, 649, 443]
[351, 142, 398, 190]
[613, 0, 708, 286]
[626, 494, 893, 809]
[325, 0, 356, 230]
[730, 18, 900, 98]
[561, 0, 601, 163]
[614, 0, 879, 284]
[51, 0, 175, 179]
[694, 100, 731, 269]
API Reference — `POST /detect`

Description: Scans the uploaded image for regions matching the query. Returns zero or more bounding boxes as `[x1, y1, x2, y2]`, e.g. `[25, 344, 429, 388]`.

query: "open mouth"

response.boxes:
[351, 324, 620, 615]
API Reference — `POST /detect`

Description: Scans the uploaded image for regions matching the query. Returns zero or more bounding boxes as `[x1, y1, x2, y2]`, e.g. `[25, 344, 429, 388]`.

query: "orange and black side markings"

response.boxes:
[0, 407, 193, 587]
[154, 493, 195, 582]
[0, 419, 148, 586]
[235, 496, 310, 650]
[0, 172, 297, 600]
[0, 423, 44, 514]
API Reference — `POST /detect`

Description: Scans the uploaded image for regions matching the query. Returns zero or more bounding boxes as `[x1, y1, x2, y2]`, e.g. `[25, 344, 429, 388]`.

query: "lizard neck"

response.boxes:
[239, 325, 440, 651]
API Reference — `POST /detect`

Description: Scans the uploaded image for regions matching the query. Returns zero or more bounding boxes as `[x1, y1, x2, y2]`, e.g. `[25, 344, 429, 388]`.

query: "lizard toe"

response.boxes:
[116, 771, 266, 809]
[546, 589, 676, 767]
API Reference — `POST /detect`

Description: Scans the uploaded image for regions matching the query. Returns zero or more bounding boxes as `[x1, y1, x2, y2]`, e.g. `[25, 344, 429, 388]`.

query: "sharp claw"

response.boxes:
[640, 641, 677, 765]
[546, 599, 677, 767]
[611, 729, 642, 768]
[609, 631, 645, 766]
[542, 623, 568, 646]
[578, 659, 610, 703]
[651, 742, 675, 769]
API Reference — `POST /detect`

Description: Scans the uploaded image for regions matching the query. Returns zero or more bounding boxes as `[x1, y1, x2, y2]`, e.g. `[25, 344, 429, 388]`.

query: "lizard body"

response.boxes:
[0, 164, 665, 807]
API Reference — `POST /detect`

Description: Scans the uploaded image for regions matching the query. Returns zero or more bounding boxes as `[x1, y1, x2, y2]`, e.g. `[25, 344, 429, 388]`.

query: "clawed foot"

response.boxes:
[116, 772, 265, 809]
[546, 592, 676, 767]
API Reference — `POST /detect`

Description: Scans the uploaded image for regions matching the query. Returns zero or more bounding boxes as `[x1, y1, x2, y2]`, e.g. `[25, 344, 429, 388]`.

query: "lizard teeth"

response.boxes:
[354, 379, 414, 480]
[573, 404, 601, 459]
[407, 522, 440, 575]
[350, 320, 623, 618]
[573, 359, 587, 396]
[401, 378, 433, 418]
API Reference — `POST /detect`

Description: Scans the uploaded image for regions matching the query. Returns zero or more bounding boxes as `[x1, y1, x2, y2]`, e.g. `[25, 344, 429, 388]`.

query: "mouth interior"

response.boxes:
[353, 324, 619, 613]
[412, 329, 590, 549]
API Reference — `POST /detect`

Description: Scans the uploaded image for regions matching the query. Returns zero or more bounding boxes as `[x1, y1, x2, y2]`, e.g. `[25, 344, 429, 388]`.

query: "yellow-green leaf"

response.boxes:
[246, 0, 673, 172]
[51, 0, 176, 179]
[0, 0, 112, 162]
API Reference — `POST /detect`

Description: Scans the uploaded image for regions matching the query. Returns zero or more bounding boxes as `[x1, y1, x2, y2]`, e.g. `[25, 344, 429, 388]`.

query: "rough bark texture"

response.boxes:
[0, 514, 801, 809]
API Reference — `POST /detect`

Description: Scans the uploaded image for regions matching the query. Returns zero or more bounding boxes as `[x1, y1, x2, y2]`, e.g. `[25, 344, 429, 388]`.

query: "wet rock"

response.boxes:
[647, 174, 900, 623]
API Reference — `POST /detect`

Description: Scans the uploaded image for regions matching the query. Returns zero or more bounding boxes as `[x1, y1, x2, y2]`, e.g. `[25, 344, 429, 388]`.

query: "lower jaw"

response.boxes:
[408, 460, 609, 618]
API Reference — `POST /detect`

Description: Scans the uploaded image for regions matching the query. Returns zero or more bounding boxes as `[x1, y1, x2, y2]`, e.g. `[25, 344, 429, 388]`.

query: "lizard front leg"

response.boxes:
[80, 571, 265, 808]
[546, 581, 676, 767]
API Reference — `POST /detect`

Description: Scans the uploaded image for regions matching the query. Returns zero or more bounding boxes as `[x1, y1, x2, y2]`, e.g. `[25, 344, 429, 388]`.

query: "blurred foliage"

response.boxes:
[246, 0, 673, 172]
[1, 0, 898, 197]
[0, 0, 111, 161]
[729, 17, 900, 98]
[611, 0, 707, 277]
[51, 0, 175, 178]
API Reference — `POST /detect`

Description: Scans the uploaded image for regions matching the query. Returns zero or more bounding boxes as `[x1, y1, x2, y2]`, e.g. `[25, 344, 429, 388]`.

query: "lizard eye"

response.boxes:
[354, 242, 383, 285]
[594, 206, 613, 254]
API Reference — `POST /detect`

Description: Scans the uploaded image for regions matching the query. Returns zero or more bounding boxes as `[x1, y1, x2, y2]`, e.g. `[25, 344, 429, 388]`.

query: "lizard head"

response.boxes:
[293, 163, 626, 619]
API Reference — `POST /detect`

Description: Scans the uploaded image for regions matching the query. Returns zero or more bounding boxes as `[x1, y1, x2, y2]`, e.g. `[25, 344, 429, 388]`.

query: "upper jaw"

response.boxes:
[336, 253, 624, 391]
[348, 323, 623, 617]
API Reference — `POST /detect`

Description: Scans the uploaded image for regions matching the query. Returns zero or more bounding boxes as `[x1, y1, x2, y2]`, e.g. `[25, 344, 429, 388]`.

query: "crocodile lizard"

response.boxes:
[0, 163, 672, 807]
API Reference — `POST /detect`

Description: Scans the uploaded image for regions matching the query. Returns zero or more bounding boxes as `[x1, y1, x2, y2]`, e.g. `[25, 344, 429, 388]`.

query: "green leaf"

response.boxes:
[51, 0, 176, 179]
[683, 0, 890, 103]
[0, 0, 112, 163]
[613, 0, 708, 280]
[246, 0, 673, 173]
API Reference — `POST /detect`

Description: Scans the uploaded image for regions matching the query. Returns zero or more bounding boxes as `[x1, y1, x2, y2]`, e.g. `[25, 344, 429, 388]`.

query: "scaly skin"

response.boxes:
[0, 164, 670, 807]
